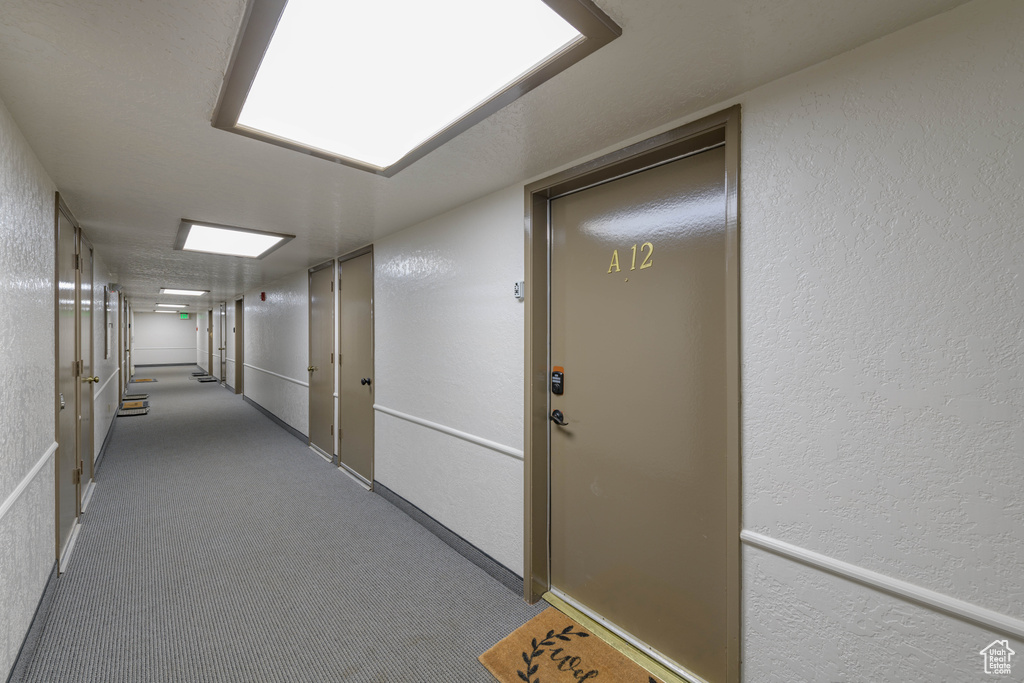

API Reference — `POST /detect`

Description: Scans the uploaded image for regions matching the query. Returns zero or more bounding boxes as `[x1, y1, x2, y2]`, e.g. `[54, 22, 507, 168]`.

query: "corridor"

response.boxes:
[12, 366, 541, 682]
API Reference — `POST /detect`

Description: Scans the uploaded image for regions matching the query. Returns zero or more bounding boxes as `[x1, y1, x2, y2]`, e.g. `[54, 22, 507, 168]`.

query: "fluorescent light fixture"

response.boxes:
[160, 288, 208, 296]
[153, 310, 178, 313]
[213, 0, 620, 176]
[174, 220, 294, 259]
[156, 304, 186, 308]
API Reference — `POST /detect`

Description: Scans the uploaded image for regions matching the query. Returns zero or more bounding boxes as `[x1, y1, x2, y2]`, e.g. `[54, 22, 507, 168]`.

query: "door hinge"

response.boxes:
[331, 352, 334, 364]
[338, 428, 342, 440]
[331, 281, 334, 292]
[74, 254, 80, 270]
[331, 424, 334, 436]
[72, 467, 81, 486]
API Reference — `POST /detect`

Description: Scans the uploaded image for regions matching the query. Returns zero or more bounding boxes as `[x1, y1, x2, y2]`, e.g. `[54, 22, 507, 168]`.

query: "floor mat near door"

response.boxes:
[479, 607, 663, 683]
[117, 407, 149, 417]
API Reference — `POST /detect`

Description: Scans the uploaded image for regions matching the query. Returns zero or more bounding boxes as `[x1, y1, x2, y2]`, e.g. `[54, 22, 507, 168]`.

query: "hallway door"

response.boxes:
[234, 298, 244, 394]
[55, 199, 79, 559]
[77, 232, 96, 485]
[207, 309, 213, 374]
[338, 250, 374, 485]
[219, 302, 227, 382]
[534, 114, 739, 683]
[308, 261, 335, 459]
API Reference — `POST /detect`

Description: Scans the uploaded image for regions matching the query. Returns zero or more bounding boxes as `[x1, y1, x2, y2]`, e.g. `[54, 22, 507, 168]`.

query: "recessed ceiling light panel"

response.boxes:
[160, 288, 208, 296]
[156, 303, 186, 308]
[174, 220, 295, 259]
[213, 0, 620, 176]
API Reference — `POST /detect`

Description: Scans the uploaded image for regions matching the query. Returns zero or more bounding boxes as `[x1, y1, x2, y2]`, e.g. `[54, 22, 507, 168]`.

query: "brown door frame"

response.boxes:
[523, 106, 741, 680]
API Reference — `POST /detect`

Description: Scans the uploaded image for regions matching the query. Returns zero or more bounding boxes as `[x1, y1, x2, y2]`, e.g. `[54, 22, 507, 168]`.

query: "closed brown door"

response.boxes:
[207, 309, 213, 374]
[77, 235, 95, 485]
[549, 147, 729, 681]
[338, 251, 374, 484]
[308, 262, 335, 457]
[220, 303, 228, 382]
[55, 204, 79, 556]
[234, 298, 244, 394]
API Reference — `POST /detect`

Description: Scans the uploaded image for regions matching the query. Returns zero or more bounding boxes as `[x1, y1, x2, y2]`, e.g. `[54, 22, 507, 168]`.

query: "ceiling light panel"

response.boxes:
[237, 0, 581, 169]
[156, 304, 186, 308]
[174, 221, 294, 259]
[160, 288, 208, 296]
[214, 0, 620, 175]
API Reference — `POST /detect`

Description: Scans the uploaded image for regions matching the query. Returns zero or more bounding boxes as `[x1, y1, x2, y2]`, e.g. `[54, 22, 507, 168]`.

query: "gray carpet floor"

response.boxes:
[18, 366, 542, 682]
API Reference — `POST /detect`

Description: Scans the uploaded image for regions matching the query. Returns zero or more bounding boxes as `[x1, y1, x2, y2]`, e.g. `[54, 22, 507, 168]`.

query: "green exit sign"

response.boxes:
[179, 312, 190, 319]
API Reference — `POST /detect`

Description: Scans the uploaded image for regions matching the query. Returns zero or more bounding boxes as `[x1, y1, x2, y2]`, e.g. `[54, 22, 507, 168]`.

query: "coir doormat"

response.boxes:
[480, 608, 662, 683]
[130, 378, 157, 383]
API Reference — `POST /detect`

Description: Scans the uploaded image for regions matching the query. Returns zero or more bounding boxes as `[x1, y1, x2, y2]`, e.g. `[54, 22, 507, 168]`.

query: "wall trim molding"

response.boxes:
[243, 363, 309, 387]
[373, 481, 522, 595]
[0, 442, 57, 523]
[133, 346, 196, 350]
[95, 367, 119, 397]
[242, 395, 307, 443]
[373, 404, 523, 461]
[741, 530, 1024, 640]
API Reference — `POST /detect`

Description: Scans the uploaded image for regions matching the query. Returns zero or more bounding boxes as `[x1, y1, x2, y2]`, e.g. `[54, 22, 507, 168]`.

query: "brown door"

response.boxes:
[234, 298, 244, 393]
[338, 250, 374, 484]
[207, 309, 213, 374]
[77, 233, 95, 486]
[308, 262, 335, 458]
[219, 303, 227, 381]
[55, 202, 79, 558]
[549, 146, 730, 681]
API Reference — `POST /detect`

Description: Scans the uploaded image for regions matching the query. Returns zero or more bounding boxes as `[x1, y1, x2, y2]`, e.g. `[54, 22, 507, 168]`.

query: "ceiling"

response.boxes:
[0, 0, 968, 311]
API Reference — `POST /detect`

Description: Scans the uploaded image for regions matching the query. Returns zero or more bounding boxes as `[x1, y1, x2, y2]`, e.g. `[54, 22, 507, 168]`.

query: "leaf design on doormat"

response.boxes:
[517, 624, 590, 683]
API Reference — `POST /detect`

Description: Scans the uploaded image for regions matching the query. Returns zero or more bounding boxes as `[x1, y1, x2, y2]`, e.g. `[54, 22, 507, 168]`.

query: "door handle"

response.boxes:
[360, 378, 372, 386]
[82, 376, 99, 384]
[550, 409, 569, 426]
[308, 365, 318, 372]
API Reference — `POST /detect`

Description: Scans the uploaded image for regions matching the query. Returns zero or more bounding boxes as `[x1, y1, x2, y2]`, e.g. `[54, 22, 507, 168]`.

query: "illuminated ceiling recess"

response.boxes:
[174, 220, 295, 259]
[213, 0, 621, 176]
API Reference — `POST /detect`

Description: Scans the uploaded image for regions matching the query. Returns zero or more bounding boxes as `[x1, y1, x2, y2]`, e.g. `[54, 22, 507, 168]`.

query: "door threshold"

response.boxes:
[58, 522, 82, 574]
[80, 481, 97, 513]
[309, 445, 332, 463]
[336, 461, 371, 490]
[544, 588, 704, 683]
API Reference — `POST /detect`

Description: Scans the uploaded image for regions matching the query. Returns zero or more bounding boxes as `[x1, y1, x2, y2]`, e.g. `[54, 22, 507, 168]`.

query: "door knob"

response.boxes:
[550, 409, 569, 426]
[360, 378, 372, 386]
[307, 365, 316, 372]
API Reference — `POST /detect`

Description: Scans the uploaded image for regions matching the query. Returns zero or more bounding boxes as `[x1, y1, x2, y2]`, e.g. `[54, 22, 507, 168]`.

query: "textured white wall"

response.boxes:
[736, 0, 1024, 676]
[0, 96, 56, 680]
[374, 186, 525, 572]
[134, 311, 197, 365]
[243, 271, 309, 436]
[91, 252, 120, 461]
